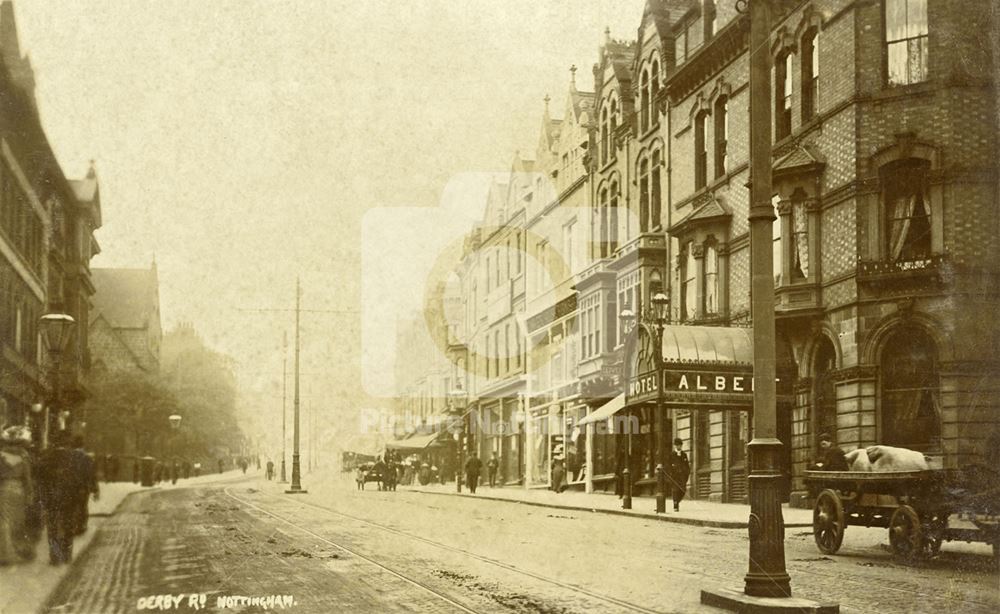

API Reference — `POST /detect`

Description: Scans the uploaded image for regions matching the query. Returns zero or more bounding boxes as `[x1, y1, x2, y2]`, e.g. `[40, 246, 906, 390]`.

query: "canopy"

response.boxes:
[385, 431, 445, 450]
[576, 393, 626, 426]
[659, 325, 753, 364]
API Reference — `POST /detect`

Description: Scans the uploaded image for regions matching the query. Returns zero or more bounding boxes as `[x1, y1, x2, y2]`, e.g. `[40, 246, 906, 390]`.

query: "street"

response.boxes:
[42, 474, 999, 614]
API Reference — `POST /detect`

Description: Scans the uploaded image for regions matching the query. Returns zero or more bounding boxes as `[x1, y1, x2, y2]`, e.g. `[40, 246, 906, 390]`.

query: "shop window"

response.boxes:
[774, 52, 793, 140]
[714, 96, 728, 178]
[813, 336, 838, 439]
[801, 28, 819, 121]
[881, 327, 940, 451]
[694, 111, 708, 189]
[883, 160, 931, 261]
[651, 150, 662, 229]
[704, 243, 718, 316]
[886, 0, 928, 86]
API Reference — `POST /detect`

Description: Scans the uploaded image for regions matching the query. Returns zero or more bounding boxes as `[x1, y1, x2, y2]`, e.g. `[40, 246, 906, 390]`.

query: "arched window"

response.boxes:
[881, 327, 940, 451]
[640, 69, 650, 132]
[651, 150, 662, 229]
[714, 95, 728, 178]
[813, 336, 837, 440]
[609, 181, 619, 250]
[772, 195, 783, 285]
[694, 111, 708, 189]
[610, 99, 618, 137]
[639, 158, 650, 232]
[599, 187, 609, 258]
[650, 60, 660, 118]
[601, 108, 609, 164]
[682, 243, 698, 321]
[801, 27, 819, 121]
[883, 159, 931, 262]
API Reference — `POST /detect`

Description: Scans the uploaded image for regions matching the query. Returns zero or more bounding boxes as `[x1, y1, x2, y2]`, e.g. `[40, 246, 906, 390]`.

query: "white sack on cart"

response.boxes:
[865, 445, 929, 471]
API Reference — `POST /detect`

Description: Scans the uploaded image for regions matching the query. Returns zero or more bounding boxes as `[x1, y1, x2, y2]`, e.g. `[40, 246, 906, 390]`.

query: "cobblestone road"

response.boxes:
[44, 475, 999, 613]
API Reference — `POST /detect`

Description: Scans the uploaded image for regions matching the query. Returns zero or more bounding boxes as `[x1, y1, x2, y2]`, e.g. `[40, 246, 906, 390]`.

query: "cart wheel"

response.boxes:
[889, 505, 924, 561]
[813, 489, 846, 554]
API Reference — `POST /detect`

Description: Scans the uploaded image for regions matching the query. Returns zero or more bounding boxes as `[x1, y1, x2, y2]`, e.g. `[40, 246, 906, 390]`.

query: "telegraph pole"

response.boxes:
[280, 333, 288, 483]
[287, 277, 307, 494]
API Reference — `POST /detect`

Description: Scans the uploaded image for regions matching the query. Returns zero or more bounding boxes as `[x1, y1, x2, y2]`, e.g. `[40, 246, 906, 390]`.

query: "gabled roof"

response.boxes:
[90, 267, 160, 329]
[668, 195, 732, 236]
[774, 143, 826, 177]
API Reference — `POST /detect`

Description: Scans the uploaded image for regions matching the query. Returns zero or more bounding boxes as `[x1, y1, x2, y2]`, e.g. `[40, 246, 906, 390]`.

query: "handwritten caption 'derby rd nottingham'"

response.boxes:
[136, 594, 297, 610]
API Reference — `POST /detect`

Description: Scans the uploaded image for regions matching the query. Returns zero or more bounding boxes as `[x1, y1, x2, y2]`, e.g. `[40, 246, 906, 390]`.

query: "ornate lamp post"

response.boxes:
[649, 291, 669, 514]
[39, 313, 76, 447]
[448, 385, 468, 493]
[618, 307, 635, 510]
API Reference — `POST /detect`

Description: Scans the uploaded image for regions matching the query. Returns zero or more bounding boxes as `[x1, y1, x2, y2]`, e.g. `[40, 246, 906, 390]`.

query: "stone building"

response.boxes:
[88, 264, 162, 373]
[0, 0, 101, 431]
[408, 0, 1000, 507]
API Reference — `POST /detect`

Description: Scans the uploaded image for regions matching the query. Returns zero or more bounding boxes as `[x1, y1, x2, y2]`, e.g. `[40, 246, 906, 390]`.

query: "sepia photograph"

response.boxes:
[0, 0, 998, 612]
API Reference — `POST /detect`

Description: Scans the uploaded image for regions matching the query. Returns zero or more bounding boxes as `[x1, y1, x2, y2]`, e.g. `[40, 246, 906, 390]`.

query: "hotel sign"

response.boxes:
[627, 367, 755, 408]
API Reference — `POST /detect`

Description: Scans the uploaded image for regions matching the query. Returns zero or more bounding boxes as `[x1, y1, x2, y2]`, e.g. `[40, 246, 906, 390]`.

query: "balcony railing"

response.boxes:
[857, 254, 947, 285]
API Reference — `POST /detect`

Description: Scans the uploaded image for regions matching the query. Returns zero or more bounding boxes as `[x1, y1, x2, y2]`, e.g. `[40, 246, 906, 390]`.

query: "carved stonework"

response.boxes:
[691, 244, 705, 259]
[794, 377, 813, 394]
[831, 365, 877, 383]
[802, 197, 821, 212]
[775, 199, 792, 216]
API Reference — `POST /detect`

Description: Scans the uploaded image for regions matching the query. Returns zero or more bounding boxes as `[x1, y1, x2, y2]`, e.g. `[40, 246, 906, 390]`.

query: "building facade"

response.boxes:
[404, 0, 1000, 507]
[88, 264, 163, 374]
[0, 0, 101, 433]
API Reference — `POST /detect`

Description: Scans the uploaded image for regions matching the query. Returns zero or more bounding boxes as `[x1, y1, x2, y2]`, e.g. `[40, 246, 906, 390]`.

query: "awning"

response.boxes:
[385, 431, 446, 450]
[576, 393, 626, 426]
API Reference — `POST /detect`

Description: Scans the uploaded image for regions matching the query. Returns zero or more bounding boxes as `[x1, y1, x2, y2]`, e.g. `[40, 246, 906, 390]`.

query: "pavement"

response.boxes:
[402, 480, 814, 529]
[0, 470, 250, 614]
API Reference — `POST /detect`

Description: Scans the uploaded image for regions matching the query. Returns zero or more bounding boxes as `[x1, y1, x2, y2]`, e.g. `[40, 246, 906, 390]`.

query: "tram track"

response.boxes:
[223, 487, 664, 614]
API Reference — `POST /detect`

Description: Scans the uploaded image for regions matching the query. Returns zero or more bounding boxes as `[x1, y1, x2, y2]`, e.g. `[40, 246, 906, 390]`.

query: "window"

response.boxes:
[651, 150, 661, 230]
[14, 305, 22, 353]
[791, 200, 809, 280]
[813, 336, 838, 440]
[883, 160, 931, 261]
[676, 18, 704, 65]
[694, 112, 708, 189]
[772, 196, 783, 285]
[494, 330, 500, 378]
[562, 220, 576, 274]
[640, 70, 650, 132]
[535, 240, 548, 290]
[881, 327, 940, 451]
[714, 96, 728, 178]
[598, 188, 609, 258]
[775, 52, 793, 140]
[610, 99, 618, 138]
[514, 325, 522, 368]
[886, 0, 928, 86]
[485, 336, 491, 379]
[650, 61, 660, 118]
[683, 243, 697, 320]
[639, 158, 649, 232]
[505, 325, 511, 373]
[704, 243, 718, 315]
[705, 0, 717, 39]
[608, 181, 619, 251]
[601, 108, 609, 164]
[801, 28, 819, 121]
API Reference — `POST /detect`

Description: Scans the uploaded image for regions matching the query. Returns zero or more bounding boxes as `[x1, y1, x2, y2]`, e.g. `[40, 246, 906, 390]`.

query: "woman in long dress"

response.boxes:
[0, 431, 34, 565]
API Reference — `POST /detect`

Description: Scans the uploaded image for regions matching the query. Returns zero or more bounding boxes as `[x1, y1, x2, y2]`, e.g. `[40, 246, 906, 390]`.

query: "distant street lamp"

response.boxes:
[39, 312, 76, 447]
[448, 385, 468, 493]
[169, 414, 182, 484]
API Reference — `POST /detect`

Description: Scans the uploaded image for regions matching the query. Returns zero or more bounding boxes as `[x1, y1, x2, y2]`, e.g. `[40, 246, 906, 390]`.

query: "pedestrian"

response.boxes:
[355, 465, 365, 490]
[486, 453, 499, 488]
[239, 458, 248, 474]
[373, 457, 387, 491]
[0, 426, 35, 565]
[171, 460, 178, 485]
[70, 436, 99, 536]
[811, 432, 848, 471]
[37, 432, 84, 565]
[667, 438, 691, 512]
[464, 454, 482, 494]
[217, 458, 224, 474]
[551, 456, 566, 493]
[266, 460, 274, 481]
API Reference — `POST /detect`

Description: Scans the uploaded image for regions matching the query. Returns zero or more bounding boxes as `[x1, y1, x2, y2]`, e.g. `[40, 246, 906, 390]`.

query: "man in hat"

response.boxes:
[667, 438, 691, 512]
[37, 432, 86, 564]
[812, 432, 848, 471]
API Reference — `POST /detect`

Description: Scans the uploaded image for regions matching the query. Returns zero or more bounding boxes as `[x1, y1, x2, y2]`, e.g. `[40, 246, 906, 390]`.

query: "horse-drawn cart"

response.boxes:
[804, 466, 1000, 563]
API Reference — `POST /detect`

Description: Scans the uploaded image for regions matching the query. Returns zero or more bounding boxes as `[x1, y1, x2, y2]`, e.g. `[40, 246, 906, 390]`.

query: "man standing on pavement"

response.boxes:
[464, 454, 483, 494]
[667, 438, 690, 512]
[70, 436, 99, 535]
[486, 453, 499, 488]
[37, 432, 85, 564]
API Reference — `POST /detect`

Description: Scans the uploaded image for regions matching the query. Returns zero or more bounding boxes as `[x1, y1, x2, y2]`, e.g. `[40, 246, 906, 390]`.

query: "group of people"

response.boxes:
[0, 426, 100, 567]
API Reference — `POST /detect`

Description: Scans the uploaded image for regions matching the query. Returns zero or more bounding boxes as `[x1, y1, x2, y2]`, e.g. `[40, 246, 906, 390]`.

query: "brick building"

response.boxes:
[88, 264, 162, 373]
[405, 0, 1000, 507]
[0, 0, 101, 432]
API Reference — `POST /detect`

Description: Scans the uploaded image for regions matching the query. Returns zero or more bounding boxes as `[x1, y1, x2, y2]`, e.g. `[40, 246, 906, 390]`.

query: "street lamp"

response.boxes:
[448, 385, 468, 493]
[649, 291, 670, 514]
[169, 414, 182, 484]
[39, 313, 76, 447]
[618, 307, 636, 510]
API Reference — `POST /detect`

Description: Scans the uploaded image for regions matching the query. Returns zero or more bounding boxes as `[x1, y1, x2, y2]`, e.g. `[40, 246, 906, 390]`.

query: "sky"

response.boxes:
[13, 0, 646, 456]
